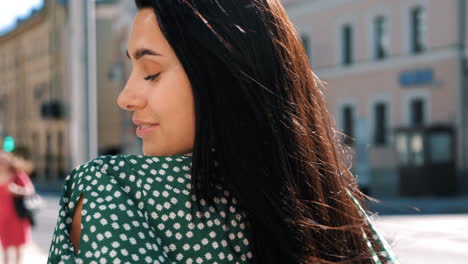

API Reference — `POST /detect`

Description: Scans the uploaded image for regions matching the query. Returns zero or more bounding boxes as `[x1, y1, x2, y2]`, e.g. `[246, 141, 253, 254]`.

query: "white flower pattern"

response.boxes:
[47, 154, 252, 264]
[47, 154, 398, 264]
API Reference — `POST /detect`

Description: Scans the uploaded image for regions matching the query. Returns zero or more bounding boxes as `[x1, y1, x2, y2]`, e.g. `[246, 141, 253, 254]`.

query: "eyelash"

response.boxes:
[144, 73, 161, 81]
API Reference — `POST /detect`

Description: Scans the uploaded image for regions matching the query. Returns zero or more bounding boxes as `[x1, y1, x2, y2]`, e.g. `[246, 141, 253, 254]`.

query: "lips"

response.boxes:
[133, 119, 159, 138]
[136, 124, 159, 138]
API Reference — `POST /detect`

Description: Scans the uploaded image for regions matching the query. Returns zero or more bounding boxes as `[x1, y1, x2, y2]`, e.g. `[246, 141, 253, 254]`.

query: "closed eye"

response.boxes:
[144, 73, 161, 81]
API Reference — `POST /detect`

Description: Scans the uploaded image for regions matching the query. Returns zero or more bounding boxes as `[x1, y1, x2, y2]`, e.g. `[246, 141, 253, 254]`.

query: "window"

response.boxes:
[410, 6, 426, 54]
[410, 98, 425, 126]
[31, 132, 39, 180]
[374, 16, 388, 60]
[374, 102, 388, 145]
[341, 24, 354, 65]
[342, 105, 355, 145]
[301, 34, 311, 61]
[45, 132, 52, 179]
[429, 133, 451, 163]
[411, 133, 425, 166]
[58, 131, 66, 179]
[396, 133, 410, 165]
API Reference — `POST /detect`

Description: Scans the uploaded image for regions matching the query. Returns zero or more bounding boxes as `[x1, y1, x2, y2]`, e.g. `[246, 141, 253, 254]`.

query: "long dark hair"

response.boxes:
[135, 0, 387, 263]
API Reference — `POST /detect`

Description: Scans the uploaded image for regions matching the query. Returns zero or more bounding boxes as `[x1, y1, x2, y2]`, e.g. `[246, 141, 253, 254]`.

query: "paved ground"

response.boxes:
[30, 194, 61, 254]
[373, 214, 468, 264]
[0, 243, 47, 264]
[2, 194, 468, 263]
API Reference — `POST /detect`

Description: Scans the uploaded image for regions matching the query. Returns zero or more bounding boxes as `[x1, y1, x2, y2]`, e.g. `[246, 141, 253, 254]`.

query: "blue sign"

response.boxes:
[399, 69, 434, 87]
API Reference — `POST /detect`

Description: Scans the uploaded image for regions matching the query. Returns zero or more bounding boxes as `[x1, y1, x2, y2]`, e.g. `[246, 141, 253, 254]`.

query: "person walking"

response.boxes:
[0, 151, 35, 264]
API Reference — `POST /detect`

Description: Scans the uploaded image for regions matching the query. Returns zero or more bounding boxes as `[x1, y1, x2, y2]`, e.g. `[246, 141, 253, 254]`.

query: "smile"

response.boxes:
[136, 124, 159, 138]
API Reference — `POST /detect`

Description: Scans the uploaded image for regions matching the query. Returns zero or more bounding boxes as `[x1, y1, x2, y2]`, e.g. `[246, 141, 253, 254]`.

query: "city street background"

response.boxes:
[1, 0, 468, 263]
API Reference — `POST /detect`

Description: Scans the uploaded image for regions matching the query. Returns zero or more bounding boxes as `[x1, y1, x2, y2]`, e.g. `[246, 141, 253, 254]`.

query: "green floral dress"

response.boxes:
[47, 154, 399, 264]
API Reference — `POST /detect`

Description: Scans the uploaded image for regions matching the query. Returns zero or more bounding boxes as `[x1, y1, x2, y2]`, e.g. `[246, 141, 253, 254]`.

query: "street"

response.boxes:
[373, 214, 468, 264]
[30, 194, 61, 256]
[2, 195, 467, 264]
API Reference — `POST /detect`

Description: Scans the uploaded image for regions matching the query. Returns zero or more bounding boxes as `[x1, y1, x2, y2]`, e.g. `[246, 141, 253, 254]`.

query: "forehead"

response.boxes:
[128, 8, 171, 56]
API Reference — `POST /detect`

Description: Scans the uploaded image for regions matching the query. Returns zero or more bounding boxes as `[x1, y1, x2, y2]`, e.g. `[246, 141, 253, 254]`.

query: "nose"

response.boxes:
[117, 74, 145, 111]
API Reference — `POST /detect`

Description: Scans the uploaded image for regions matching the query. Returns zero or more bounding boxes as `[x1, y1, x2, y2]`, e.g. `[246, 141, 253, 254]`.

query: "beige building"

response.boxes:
[0, 0, 131, 189]
[0, 0, 69, 186]
[284, 0, 468, 197]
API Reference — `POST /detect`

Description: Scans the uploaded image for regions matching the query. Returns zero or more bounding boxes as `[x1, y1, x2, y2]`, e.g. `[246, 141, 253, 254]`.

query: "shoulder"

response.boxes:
[60, 154, 193, 203]
[65, 153, 192, 181]
[60, 156, 111, 195]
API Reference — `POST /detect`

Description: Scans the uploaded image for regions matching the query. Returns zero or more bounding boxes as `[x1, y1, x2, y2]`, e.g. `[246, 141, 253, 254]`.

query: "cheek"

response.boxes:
[171, 79, 196, 136]
[149, 70, 195, 135]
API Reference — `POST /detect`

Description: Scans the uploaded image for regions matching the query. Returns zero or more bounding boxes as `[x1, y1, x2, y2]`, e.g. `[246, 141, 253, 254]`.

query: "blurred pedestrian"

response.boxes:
[0, 151, 35, 264]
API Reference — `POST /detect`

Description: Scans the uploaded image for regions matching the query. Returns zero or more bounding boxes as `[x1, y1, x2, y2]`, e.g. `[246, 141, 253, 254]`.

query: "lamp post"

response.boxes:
[69, 0, 98, 166]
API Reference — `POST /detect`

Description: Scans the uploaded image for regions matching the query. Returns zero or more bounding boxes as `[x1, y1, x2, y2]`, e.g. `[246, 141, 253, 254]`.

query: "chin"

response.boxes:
[142, 144, 171, 156]
[143, 144, 193, 156]
[142, 143, 159, 156]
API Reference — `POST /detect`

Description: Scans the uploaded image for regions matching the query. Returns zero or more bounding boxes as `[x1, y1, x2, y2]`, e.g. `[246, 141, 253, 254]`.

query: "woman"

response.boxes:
[0, 151, 35, 264]
[48, 0, 399, 263]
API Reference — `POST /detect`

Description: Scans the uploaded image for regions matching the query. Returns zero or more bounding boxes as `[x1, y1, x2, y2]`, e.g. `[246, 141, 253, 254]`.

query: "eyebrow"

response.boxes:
[126, 48, 162, 60]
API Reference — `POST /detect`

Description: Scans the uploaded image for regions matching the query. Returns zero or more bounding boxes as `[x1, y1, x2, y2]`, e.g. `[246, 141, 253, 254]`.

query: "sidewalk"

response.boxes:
[0, 243, 47, 263]
[374, 214, 468, 264]
[367, 195, 468, 215]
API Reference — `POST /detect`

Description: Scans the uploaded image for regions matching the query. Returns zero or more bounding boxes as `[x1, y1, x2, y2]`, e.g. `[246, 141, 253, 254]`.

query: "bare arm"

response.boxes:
[70, 194, 84, 254]
[8, 171, 35, 197]
[8, 182, 35, 197]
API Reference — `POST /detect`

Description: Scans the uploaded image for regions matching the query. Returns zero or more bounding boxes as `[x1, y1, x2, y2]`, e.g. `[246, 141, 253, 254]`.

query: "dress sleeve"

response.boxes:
[48, 154, 253, 264]
[47, 157, 169, 264]
[47, 164, 84, 263]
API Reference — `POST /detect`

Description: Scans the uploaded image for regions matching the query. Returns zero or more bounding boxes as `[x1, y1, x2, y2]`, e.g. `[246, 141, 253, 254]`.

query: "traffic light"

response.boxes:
[2, 136, 15, 152]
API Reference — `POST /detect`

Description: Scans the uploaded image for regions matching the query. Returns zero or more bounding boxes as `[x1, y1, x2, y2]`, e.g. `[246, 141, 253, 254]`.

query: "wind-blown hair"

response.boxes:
[0, 150, 33, 174]
[134, 0, 387, 263]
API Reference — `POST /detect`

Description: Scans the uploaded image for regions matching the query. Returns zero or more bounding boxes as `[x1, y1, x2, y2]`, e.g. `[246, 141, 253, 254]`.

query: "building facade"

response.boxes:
[0, 0, 135, 189]
[284, 0, 468, 197]
[0, 0, 69, 187]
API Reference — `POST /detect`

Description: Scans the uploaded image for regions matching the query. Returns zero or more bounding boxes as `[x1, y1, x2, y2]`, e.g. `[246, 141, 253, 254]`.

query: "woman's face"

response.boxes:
[118, 8, 195, 156]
